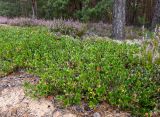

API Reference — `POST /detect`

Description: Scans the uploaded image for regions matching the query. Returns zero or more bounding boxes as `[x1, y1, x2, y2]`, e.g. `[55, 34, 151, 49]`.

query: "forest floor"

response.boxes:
[0, 71, 131, 117]
[0, 21, 159, 117]
[0, 23, 132, 117]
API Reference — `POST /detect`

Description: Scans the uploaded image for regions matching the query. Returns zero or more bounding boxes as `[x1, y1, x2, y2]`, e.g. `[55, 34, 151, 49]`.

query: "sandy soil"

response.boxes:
[0, 71, 131, 117]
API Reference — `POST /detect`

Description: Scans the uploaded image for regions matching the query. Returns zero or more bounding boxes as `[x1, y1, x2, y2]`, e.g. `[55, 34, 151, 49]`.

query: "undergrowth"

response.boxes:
[0, 26, 159, 116]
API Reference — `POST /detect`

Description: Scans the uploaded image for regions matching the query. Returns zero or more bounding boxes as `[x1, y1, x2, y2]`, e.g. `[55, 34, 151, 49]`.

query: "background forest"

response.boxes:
[0, 0, 156, 26]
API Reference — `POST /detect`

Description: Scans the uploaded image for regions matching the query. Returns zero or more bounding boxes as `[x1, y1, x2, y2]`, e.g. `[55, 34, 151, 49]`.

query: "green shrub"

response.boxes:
[0, 1, 20, 17]
[0, 26, 159, 116]
[75, 0, 113, 22]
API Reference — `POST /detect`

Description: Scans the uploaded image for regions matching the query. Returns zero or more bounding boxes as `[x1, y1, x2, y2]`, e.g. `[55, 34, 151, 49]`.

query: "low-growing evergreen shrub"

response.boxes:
[0, 26, 159, 116]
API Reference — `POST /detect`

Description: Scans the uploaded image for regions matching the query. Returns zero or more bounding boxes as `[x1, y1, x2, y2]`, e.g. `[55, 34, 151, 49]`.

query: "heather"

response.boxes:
[0, 17, 150, 39]
[0, 26, 159, 116]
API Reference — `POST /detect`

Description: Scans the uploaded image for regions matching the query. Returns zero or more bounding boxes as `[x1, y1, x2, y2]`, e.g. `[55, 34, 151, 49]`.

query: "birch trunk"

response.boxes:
[31, 0, 37, 19]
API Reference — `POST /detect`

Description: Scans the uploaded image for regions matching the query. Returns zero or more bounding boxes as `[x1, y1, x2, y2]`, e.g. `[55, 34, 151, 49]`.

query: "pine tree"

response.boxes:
[151, 0, 160, 29]
[112, 0, 126, 40]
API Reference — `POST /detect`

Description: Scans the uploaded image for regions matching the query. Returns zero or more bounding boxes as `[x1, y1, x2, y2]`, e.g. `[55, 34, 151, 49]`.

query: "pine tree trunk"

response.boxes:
[151, 0, 160, 29]
[112, 0, 126, 40]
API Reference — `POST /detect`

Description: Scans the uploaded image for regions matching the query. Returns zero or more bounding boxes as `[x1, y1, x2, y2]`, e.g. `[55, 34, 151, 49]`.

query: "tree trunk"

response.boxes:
[31, 0, 37, 19]
[151, 0, 160, 30]
[112, 0, 126, 40]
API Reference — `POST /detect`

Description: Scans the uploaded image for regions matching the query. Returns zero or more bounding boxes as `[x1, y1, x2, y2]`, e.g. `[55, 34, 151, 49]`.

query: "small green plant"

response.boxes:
[141, 26, 160, 64]
[0, 26, 159, 116]
[139, 27, 160, 96]
[138, 16, 146, 26]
